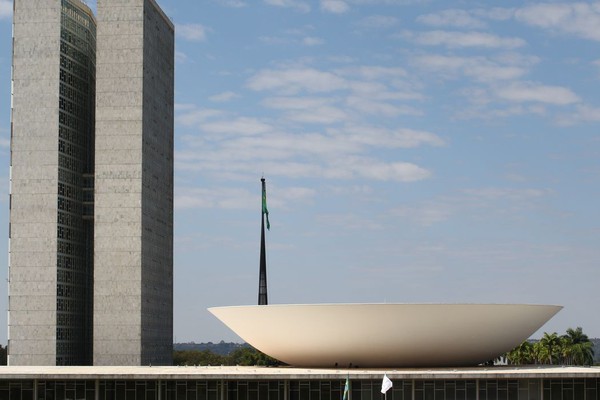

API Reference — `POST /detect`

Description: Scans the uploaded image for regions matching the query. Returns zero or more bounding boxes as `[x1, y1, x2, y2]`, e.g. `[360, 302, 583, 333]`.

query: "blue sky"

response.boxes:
[0, 0, 599, 344]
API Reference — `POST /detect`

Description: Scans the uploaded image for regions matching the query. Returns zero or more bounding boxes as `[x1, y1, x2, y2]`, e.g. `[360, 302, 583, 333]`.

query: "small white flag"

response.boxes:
[381, 374, 393, 394]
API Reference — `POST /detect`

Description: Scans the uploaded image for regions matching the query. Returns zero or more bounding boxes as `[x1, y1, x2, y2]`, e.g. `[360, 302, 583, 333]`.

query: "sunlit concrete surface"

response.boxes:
[209, 303, 562, 367]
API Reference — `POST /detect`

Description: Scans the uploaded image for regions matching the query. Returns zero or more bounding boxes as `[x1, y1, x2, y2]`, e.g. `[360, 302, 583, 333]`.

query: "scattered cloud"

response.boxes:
[356, 15, 399, 29]
[406, 30, 526, 49]
[247, 68, 347, 94]
[303, 36, 324, 46]
[494, 81, 580, 105]
[263, 0, 311, 13]
[213, 0, 247, 7]
[413, 54, 528, 83]
[177, 23, 211, 42]
[175, 51, 188, 64]
[321, 0, 350, 14]
[319, 213, 384, 230]
[556, 104, 600, 125]
[515, 2, 600, 42]
[391, 203, 452, 227]
[176, 187, 254, 209]
[416, 9, 486, 29]
[463, 187, 549, 201]
[209, 91, 240, 102]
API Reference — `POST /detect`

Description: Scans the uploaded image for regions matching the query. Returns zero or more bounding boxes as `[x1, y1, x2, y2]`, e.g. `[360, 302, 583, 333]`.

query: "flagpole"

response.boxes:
[258, 178, 268, 305]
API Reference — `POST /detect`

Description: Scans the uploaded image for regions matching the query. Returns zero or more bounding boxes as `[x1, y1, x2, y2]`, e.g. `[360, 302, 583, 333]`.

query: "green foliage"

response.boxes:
[173, 346, 282, 367]
[506, 327, 595, 366]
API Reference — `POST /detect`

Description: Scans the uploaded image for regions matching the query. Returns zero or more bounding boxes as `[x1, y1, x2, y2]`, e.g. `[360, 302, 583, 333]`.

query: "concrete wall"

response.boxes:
[94, 0, 173, 366]
[140, 0, 174, 366]
[8, 0, 62, 366]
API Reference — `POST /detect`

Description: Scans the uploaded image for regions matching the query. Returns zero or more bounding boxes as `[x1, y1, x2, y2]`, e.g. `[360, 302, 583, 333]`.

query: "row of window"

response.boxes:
[57, 224, 85, 241]
[60, 27, 92, 57]
[57, 252, 88, 271]
[58, 182, 84, 202]
[58, 210, 85, 230]
[56, 297, 80, 313]
[60, 53, 91, 82]
[58, 196, 82, 215]
[57, 311, 82, 328]
[59, 95, 89, 121]
[59, 68, 90, 96]
[57, 240, 86, 258]
[59, 76, 92, 109]
[57, 269, 88, 287]
[57, 283, 86, 300]
[59, 123, 90, 150]
[2, 379, 599, 400]
[60, 38, 94, 70]
[58, 166, 83, 187]
[59, 153, 85, 174]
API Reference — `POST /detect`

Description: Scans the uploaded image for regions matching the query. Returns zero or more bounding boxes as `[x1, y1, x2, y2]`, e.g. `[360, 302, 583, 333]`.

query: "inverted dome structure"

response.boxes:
[209, 303, 561, 367]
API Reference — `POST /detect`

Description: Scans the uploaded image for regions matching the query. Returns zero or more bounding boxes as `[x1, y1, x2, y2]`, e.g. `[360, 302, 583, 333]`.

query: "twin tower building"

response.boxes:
[9, 0, 174, 365]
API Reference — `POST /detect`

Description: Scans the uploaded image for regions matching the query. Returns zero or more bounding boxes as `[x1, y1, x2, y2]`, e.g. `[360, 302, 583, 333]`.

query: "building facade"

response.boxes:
[1, 366, 600, 400]
[94, 0, 174, 366]
[8, 0, 173, 366]
[9, 0, 96, 367]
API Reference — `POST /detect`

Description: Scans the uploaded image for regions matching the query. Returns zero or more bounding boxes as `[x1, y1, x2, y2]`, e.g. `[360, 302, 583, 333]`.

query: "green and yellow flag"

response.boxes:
[262, 179, 270, 230]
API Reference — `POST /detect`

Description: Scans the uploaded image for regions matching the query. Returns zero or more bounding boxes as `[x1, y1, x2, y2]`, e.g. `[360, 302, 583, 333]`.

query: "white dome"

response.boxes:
[209, 303, 561, 367]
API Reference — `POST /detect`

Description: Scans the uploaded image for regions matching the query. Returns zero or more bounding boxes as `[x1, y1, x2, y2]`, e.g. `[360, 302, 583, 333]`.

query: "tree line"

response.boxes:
[0, 327, 594, 367]
[173, 345, 282, 366]
[505, 327, 595, 366]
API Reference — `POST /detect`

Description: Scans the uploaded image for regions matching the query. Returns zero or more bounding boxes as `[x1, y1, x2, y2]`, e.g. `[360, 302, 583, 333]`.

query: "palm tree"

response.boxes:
[536, 332, 562, 365]
[507, 341, 535, 365]
[561, 327, 595, 366]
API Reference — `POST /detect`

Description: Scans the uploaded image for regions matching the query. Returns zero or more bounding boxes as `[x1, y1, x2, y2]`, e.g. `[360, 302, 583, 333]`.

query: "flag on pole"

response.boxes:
[342, 375, 350, 400]
[381, 374, 392, 394]
[262, 178, 270, 230]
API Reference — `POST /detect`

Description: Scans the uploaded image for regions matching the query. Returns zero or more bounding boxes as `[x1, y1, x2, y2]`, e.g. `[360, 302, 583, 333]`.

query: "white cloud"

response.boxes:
[177, 24, 211, 42]
[321, 0, 350, 14]
[175, 51, 188, 64]
[463, 187, 549, 201]
[515, 2, 600, 42]
[413, 54, 528, 82]
[0, 0, 12, 19]
[264, 0, 311, 13]
[176, 108, 225, 126]
[201, 117, 274, 136]
[246, 68, 347, 93]
[407, 30, 526, 49]
[494, 82, 580, 105]
[417, 9, 486, 29]
[175, 187, 254, 209]
[285, 106, 349, 124]
[556, 104, 600, 125]
[345, 96, 422, 117]
[302, 37, 324, 46]
[391, 203, 452, 226]
[214, 0, 247, 7]
[337, 126, 444, 148]
[356, 15, 399, 29]
[357, 160, 431, 182]
[209, 91, 240, 102]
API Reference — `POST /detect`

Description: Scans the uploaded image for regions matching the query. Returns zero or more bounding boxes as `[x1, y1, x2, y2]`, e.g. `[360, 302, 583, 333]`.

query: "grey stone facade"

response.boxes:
[9, 0, 96, 366]
[94, 0, 174, 366]
[8, 0, 173, 366]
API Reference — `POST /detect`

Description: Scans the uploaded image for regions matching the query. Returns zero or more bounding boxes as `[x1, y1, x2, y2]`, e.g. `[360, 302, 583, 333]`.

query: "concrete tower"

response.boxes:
[93, 0, 174, 366]
[8, 0, 174, 366]
[9, 0, 96, 366]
